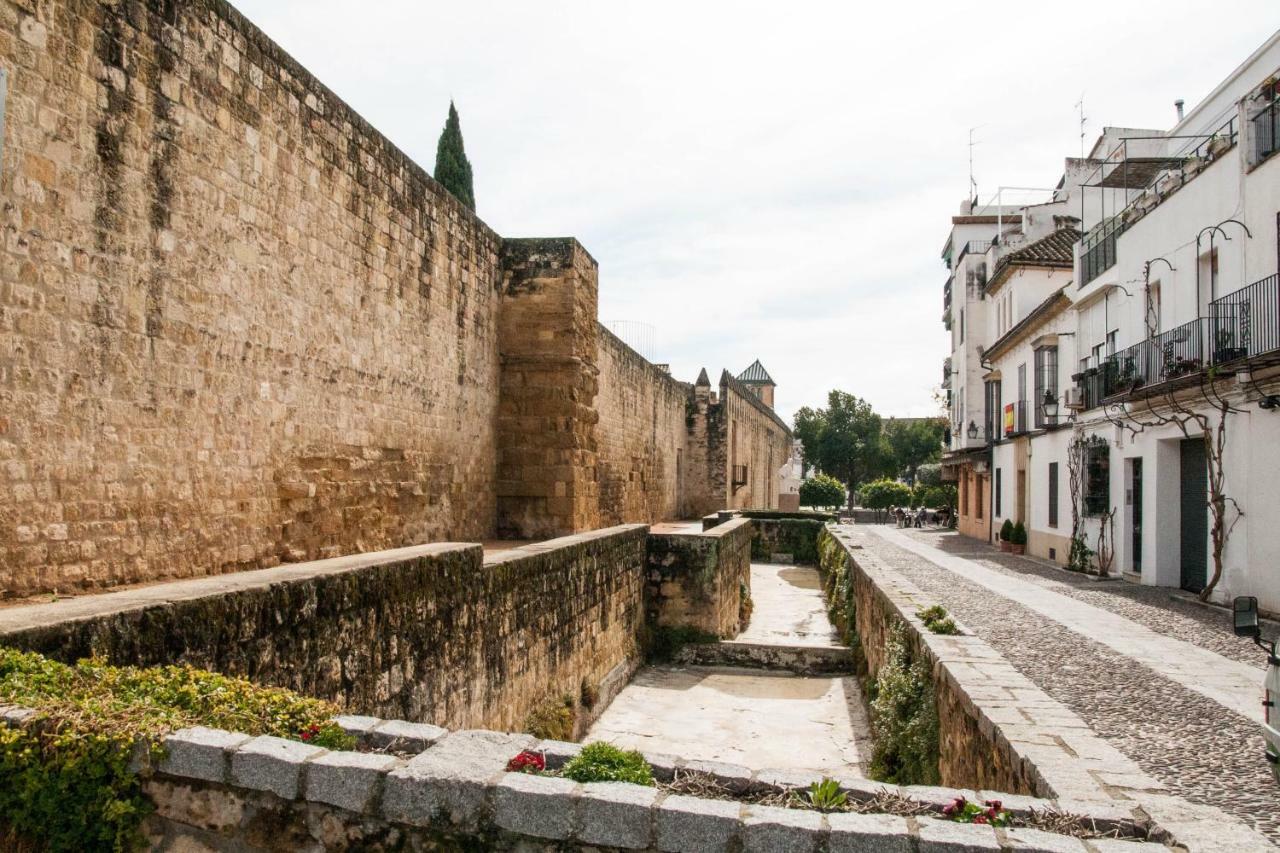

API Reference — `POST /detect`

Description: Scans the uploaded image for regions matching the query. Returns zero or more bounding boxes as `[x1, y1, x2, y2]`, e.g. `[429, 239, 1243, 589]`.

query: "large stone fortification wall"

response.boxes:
[594, 325, 689, 525]
[0, 0, 503, 597]
[0, 526, 649, 734]
[721, 374, 790, 511]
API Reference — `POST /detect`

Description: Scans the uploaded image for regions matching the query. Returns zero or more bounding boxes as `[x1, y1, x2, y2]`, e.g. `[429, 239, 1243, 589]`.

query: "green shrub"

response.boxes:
[999, 519, 1014, 542]
[523, 695, 576, 741]
[1011, 522, 1027, 546]
[859, 479, 913, 511]
[562, 742, 654, 786]
[927, 617, 959, 635]
[0, 648, 353, 852]
[799, 474, 845, 509]
[1067, 535, 1094, 573]
[868, 622, 940, 786]
[916, 605, 960, 636]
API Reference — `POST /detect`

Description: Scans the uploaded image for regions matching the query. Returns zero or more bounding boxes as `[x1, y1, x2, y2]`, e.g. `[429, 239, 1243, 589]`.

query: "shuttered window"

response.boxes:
[1048, 462, 1059, 527]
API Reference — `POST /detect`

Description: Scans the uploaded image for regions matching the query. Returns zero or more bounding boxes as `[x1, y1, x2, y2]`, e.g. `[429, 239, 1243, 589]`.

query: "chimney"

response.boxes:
[1175, 99, 1185, 122]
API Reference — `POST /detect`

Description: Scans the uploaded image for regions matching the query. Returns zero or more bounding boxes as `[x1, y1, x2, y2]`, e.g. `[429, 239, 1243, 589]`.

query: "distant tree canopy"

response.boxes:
[434, 101, 475, 210]
[883, 418, 946, 485]
[793, 391, 946, 507]
[859, 479, 912, 511]
[799, 473, 845, 508]
[793, 391, 888, 508]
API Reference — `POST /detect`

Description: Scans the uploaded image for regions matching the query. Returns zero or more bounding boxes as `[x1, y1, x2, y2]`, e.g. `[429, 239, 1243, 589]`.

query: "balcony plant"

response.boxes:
[998, 519, 1013, 552]
[1214, 328, 1247, 363]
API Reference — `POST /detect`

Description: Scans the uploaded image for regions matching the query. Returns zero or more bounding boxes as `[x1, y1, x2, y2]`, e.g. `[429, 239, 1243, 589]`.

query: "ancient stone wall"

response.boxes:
[721, 374, 791, 511]
[495, 239, 601, 539]
[0, 0, 504, 598]
[645, 518, 752, 637]
[0, 526, 649, 734]
[594, 325, 688, 525]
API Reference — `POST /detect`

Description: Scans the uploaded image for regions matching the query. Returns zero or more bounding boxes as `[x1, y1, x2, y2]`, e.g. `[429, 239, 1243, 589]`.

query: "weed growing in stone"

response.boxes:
[805, 778, 848, 810]
[868, 621, 941, 785]
[522, 695, 576, 741]
[0, 647, 352, 852]
[916, 605, 960, 635]
[561, 742, 654, 786]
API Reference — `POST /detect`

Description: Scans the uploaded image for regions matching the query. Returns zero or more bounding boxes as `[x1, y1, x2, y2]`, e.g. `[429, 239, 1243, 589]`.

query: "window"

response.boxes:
[960, 308, 965, 343]
[960, 475, 968, 515]
[1034, 346, 1058, 427]
[1048, 462, 1059, 527]
[1106, 330, 1118, 358]
[1083, 440, 1110, 516]
[984, 380, 1001, 443]
[995, 468, 1002, 516]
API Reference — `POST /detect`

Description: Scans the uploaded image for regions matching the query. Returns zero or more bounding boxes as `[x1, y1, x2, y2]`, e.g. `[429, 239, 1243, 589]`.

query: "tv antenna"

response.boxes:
[968, 126, 984, 205]
[1075, 94, 1087, 158]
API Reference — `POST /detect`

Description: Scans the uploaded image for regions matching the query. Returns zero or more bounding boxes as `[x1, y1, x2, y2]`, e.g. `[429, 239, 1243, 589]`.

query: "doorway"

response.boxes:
[1179, 438, 1208, 592]
[1129, 458, 1143, 573]
[1016, 469, 1027, 525]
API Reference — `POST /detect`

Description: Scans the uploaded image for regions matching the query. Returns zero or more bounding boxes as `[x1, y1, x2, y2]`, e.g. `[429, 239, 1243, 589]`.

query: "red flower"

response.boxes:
[983, 799, 1002, 811]
[973, 814, 989, 825]
[299, 723, 322, 742]
[506, 750, 546, 774]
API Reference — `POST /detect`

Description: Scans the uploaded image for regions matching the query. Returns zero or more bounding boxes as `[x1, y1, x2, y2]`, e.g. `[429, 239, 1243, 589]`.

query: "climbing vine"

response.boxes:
[867, 621, 940, 785]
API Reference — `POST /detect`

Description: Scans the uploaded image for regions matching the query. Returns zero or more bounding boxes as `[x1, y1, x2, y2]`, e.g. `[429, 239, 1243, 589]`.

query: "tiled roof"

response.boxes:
[695, 368, 711, 386]
[737, 359, 774, 384]
[986, 227, 1080, 295]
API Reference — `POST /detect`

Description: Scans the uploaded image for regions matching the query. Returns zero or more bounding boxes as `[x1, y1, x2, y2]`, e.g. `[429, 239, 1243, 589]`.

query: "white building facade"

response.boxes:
[941, 30, 1280, 611]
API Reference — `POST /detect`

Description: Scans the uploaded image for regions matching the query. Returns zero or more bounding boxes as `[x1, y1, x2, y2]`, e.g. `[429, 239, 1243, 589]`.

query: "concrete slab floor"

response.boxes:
[586, 665, 871, 775]
[736, 562, 843, 649]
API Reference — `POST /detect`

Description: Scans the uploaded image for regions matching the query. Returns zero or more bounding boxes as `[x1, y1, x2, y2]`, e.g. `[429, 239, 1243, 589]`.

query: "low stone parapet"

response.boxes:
[674, 640, 855, 676]
[646, 517, 753, 637]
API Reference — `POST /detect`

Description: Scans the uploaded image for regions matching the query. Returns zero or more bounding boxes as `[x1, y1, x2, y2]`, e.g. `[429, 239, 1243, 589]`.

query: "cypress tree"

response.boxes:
[433, 101, 475, 211]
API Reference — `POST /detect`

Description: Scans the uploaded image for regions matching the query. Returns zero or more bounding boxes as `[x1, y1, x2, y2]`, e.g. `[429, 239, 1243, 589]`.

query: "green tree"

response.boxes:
[434, 101, 475, 210]
[883, 418, 946, 485]
[799, 474, 845, 508]
[794, 392, 889, 508]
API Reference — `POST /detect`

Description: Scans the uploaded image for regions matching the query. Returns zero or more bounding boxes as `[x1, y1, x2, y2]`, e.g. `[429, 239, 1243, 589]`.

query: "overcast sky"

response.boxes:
[234, 0, 1279, 425]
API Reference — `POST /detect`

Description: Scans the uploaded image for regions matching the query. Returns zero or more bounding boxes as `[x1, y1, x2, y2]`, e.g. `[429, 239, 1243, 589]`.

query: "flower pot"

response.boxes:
[999, 541, 1010, 552]
[1010, 544, 1025, 555]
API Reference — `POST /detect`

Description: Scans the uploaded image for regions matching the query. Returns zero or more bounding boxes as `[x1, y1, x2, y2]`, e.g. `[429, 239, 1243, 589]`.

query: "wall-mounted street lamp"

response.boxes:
[1042, 390, 1060, 422]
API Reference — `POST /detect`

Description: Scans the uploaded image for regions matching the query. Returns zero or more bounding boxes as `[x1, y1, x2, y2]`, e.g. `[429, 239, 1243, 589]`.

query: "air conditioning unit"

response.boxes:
[1064, 387, 1084, 410]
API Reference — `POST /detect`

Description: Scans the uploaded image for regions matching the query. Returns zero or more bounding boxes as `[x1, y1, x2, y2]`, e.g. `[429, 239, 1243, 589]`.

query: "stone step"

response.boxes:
[674, 641, 855, 675]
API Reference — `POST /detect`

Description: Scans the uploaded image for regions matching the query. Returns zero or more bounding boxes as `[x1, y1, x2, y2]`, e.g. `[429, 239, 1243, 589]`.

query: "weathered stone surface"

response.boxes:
[577, 781, 659, 849]
[647, 519, 753, 638]
[825, 812, 913, 853]
[304, 750, 401, 813]
[369, 719, 447, 753]
[999, 826, 1087, 852]
[159, 727, 252, 784]
[740, 804, 824, 852]
[915, 818, 1002, 852]
[654, 794, 742, 853]
[492, 771, 578, 840]
[229, 736, 327, 800]
[382, 731, 534, 829]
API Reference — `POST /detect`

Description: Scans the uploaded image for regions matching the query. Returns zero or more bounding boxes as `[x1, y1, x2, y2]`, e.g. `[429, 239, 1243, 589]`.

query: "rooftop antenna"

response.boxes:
[1075, 94, 1087, 158]
[968, 126, 983, 208]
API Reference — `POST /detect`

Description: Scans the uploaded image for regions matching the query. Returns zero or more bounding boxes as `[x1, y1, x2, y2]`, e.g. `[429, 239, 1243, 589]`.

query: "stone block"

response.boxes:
[305, 750, 401, 813]
[655, 793, 742, 853]
[492, 771, 579, 840]
[0, 705, 37, 727]
[333, 714, 382, 742]
[741, 804, 824, 852]
[159, 727, 252, 783]
[826, 812, 912, 853]
[915, 818, 1002, 852]
[230, 735, 327, 800]
[382, 730, 534, 829]
[683, 759, 755, 793]
[536, 738, 582, 770]
[755, 766, 822, 792]
[577, 781, 659, 849]
[999, 827, 1087, 852]
[641, 751, 683, 782]
[836, 775, 904, 804]
[369, 719, 447, 753]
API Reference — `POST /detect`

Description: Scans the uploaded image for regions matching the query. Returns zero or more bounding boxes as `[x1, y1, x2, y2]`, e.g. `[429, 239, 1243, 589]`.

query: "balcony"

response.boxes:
[942, 357, 953, 389]
[1249, 85, 1279, 167]
[1079, 114, 1239, 287]
[731, 464, 748, 489]
[1072, 275, 1280, 408]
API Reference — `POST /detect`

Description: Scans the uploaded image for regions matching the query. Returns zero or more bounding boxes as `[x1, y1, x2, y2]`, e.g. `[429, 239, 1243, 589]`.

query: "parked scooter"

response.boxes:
[1232, 596, 1280, 782]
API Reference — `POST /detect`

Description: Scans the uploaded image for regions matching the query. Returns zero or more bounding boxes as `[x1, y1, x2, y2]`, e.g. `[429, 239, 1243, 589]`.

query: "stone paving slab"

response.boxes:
[736, 562, 844, 649]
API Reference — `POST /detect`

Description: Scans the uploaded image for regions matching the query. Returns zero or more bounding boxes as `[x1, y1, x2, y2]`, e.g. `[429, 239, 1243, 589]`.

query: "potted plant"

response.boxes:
[999, 519, 1013, 552]
[1010, 522, 1027, 555]
[1214, 327, 1247, 363]
[1208, 133, 1231, 158]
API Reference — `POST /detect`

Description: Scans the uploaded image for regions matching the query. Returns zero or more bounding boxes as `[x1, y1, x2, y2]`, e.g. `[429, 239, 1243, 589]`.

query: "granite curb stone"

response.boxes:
[655, 793, 742, 853]
[305, 750, 402, 813]
[230, 735, 328, 800]
[159, 726, 252, 783]
[741, 804, 824, 852]
[826, 811, 913, 853]
[577, 781, 660, 849]
[492, 771, 579, 840]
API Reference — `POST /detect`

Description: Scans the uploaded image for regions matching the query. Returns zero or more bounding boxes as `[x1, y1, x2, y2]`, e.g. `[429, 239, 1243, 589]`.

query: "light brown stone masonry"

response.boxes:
[0, 0, 503, 597]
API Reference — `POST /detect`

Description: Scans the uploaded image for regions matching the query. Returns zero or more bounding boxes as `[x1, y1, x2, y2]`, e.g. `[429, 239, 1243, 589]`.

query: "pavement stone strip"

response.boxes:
[857, 523, 1279, 846]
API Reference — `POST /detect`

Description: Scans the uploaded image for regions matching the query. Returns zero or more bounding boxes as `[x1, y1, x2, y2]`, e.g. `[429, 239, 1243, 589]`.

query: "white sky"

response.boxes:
[232, 0, 1280, 425]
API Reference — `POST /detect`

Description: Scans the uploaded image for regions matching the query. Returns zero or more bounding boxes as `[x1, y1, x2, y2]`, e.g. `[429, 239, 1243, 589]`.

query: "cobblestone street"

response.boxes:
[857, 525, 1278, 845]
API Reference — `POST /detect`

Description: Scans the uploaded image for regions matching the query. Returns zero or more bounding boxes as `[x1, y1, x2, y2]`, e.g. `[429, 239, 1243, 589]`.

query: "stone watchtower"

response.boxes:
[736, 360, 776, 409]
